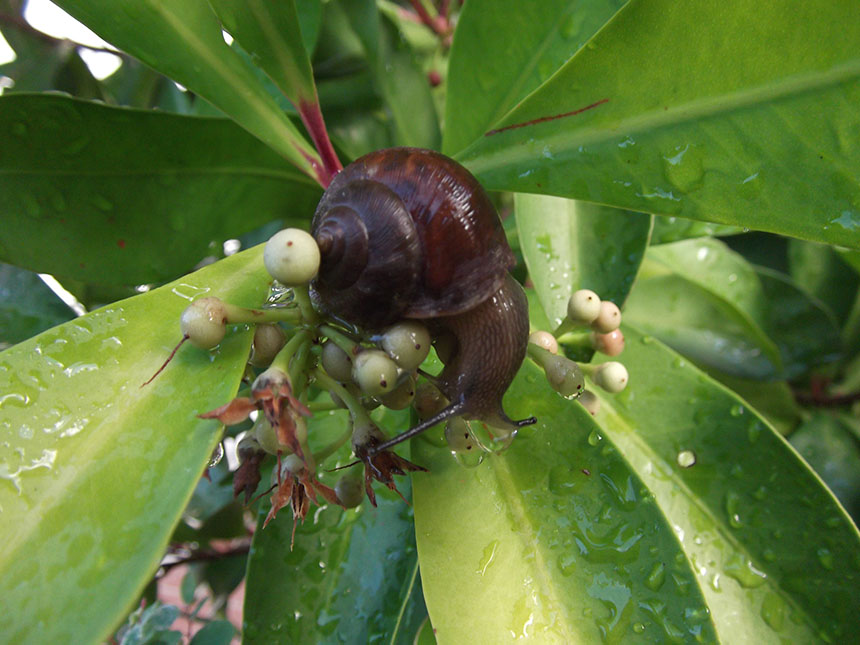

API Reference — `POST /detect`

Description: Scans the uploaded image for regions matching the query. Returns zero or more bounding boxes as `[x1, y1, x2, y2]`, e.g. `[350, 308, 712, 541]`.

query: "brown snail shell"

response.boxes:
[310, 147, 535, 450]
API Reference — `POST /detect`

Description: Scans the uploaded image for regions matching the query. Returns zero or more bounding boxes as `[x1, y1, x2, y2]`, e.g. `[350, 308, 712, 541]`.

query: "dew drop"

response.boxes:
[560, 12, 583, 39]
[816, 547, 834, 570]
[587, 429, 601, 446]
[645, 562, 666, 591]
[730, 403, 744, 417]
[662, 144, 704, 193]
[760, 593, 785, 631]
[93, 194, 114, 212]
[633, 622, 645, 634]
[724, 553, 767, 588]
[476, 539, 500, 576]
[676, 450, 696, 468]
[725, 491, 743, 528]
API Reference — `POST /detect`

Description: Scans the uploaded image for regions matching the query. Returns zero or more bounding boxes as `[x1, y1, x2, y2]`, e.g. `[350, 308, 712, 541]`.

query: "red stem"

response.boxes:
[298, 100, 342, 188]
[408, 0, 449, 37]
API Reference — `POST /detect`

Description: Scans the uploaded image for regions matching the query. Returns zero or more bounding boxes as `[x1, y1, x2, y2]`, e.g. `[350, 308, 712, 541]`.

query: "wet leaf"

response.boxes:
[0, 93, 321, 285]
[0, 246, 269, 644]
[515, 194, 651, 326]
[0, 263, 75, 345]
[457, 1, 860, 248]
[52, 0, 324, 182]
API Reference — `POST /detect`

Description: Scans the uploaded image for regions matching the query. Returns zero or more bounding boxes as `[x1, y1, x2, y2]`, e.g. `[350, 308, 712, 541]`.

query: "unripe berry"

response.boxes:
[591, 329, 625, 356]
[593, 361, 629, 393]
[445, 417, 476, 453]
[567, 289, 601, 324]
[249, 324, 286, 367]
[380, 321, 431, 370]
[263, 228, 320, 286]
[413, 382, 449, 420]
[544, 355, 585, 399]
[256, 419, 289, 455]
[380, 374, 416, 410]
[237, 434, 263, 461]
[352, 350, 398, 397]
[528, 330, 558, 354]
[578, 390, 600, 415]
[180, 297, 228, 349]
[591, 301, 621, 334]
[321, 340, 354, 382]
[335, 475, 364, 508]
[271, 452, 305, 484]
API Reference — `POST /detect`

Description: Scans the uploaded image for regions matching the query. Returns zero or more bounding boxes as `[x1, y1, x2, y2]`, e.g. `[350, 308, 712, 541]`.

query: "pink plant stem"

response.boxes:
[298, 100, 343, 188]
[408, 0, 449, 37]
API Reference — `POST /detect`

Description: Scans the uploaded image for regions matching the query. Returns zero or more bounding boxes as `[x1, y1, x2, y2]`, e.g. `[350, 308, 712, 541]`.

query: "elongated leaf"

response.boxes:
[0, 246, 269, 644]
[0, 263, 74, 344]
[593, 327, 860, 642]
[413, 361, 718, 643]
[53, 0, 326, 183]
[457, 0, 860, 248]
[651, 216, 742, 245]
[444, 0, 626, 155]
[788, 239, 860, 324]
[0, 94, 321, 285]
[243, 462, 426, 643]
[515, 194, 651, 326]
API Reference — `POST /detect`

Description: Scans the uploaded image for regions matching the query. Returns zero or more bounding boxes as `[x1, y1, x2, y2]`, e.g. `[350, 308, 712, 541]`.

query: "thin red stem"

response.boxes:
[298, 100, 342, 188]
[408, 0, 449, 37]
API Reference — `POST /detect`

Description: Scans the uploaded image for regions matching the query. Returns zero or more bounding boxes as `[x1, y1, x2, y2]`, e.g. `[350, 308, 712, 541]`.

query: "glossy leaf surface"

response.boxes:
[443, 0, 626, 155]
[457, 0, 860, 248]
[0, 263, 74, 344]
[413, 361, 718, 643]
[243, 407, 426, 643]
[515, 194, 651, 325]
[0, 94, 321, 285]
[624, 239, 841, 379]
[592, 327, 860, 643]
[52, 0, 324, 182]
[0, 246, 269, 644]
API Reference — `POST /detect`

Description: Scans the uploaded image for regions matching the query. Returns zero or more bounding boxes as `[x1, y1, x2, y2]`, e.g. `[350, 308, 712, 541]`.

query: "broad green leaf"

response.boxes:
[0, 263, 75, 345]
[413, 362, 718, 643]
[651, 216, 742, 245]
[515, 194, 651, 326]
[339, 0, 440, 149]
[593, 327, 860, 642]
[0, 246, 270, 644]
[444, 0, 626, 155]
[53, 0, 325, 183]
[708, 372, 801, 437]
[209, 0, 316, 105]
[0, 94, 321, 285]
[790, 413, 860, 524]
[457, 0, 860, 249]
[788, 239, 860, 324]
[188, 620, 236, 645]
[625, 239, 842, 379]
[243, 466, 426, 644]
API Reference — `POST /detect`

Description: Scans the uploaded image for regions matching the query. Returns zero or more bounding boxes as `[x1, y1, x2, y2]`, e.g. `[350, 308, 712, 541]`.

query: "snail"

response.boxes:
[309, 147, 536, 453]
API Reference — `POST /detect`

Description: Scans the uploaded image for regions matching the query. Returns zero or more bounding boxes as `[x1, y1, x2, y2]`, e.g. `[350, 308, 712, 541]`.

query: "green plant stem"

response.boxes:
[291, 285, 319, 324]
[552, 317, 589, 337]
[222, 301, 302, 325]
[556, 331, 592, 350]
[313, 368, 372, 427]
[319, 324, 360, 357]
[308, 399, 339, 412]
[270, 329, 311, 374]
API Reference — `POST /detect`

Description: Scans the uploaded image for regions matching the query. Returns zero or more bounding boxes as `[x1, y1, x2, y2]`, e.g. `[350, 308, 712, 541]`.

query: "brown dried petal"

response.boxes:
[197, 398, 256, 425]
[233, 450, 265, 504]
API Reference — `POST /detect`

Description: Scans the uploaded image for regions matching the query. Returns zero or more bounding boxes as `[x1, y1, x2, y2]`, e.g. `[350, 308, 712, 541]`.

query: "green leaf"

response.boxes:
[188, 620, 236, 645]
[515, 194, 651, 326]
[593, 327, 860, 642]
[52, 0, 325, 183]
[243, 462, 426, 643]
[0, 246, 270, 644]
[457, 0, 860, 248]
[0, 94, 321, 285]
[651, 216, 742, 245]
[0, 263, 75, 345]
[443, 0, 626, 155]
[413, 361, 718, 643]
[339, 0, 440, 149]
[625, 239, 841, 379]
[209, 0, 315, 104]
[707, 372, 801, 437]
[790, 413, 860, 523]
[788, 238, 860, 324]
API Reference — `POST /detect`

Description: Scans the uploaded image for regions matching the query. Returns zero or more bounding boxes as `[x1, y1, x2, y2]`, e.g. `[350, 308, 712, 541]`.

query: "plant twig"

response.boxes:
[160, 541, 251, 573]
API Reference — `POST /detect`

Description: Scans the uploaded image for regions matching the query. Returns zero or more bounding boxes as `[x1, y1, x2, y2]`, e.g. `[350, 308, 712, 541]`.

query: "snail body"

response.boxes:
[310, 147, 535, 450]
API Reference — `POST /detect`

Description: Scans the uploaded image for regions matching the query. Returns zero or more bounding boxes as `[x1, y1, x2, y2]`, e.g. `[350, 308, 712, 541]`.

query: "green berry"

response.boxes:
[380, 374, 416, 410]
[380, 321, 431, 370]
[567, 289, 601, 324]
[544, 355, 585, 399]
[591, 301, 621, 334]
[180, 297, 228, 349]
[236, 434, 263, 461]
[593, 361, 629, 393]
[321, 340, 354, 382]
[263, 228, 320, 286]
[249, 324, 286, 367]
[255, 419, 288, 455]
[528, 330, 558, 354]
[335, 475, 364, 508]
[445, 418, 476, 452]
[271, 453, 305, 484]
[352, 349, 399, 397]
[413, 382, 449, 420]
